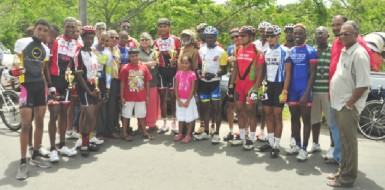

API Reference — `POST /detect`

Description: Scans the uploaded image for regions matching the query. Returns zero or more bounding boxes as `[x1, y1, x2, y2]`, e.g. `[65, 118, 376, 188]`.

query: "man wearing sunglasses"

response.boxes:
[285, 24, 318, 161]
[119, 20, 139, 48]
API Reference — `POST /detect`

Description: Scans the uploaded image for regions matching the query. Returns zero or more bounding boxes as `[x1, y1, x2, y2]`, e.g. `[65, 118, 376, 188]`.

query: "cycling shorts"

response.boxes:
[235, 80, 254, 103]
[262, 82, 284, 107]
[20, 81, 46, 108]
[158, 67, 176, 90]
[77, 86, 98, 106]
[198, 80, 220, 102]
[51, 75, 70, 103]
[288, 86, 312, 107]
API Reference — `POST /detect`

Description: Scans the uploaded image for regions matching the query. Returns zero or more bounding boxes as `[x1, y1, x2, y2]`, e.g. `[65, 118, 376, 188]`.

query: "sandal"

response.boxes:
[324, 159, 338, 165]
[123, 135, 133, 142]
[173, 134, 183, 141]
[181, 135, 191, 143]
[143, 134, 155, 140]
[327, 180, 353, 187]
[327, 173, 339, 180]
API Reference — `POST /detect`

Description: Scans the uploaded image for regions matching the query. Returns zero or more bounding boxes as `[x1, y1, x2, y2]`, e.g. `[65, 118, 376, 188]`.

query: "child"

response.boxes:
[119, 47, 154, 141]
[173, 56, 199, 143]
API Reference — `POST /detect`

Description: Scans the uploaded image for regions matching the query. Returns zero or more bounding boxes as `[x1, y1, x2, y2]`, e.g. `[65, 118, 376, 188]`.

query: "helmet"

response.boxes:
[364, 32, 385, 53]
[81, 26, 95, 36]
[239, 25, 256, 36]
[197, 23, 208, 31]
[203, 26, 218, 36]
[265, 25, 281, 35]
[157, 18, 170, 26]
[229, 28, 239, 35]
[284, 23, 294, 31]
[258, 21, 271, 30]
[180, 29, 195, 39]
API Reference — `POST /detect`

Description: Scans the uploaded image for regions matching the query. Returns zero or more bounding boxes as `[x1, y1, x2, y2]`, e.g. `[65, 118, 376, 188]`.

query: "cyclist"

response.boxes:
[196, 23, 222, 48]
[45, 17, 79, 162]
[257, 25, 292, 158]
[285, 24, 318, 161]
[194, 26, 228, 143]
[154, 18, 181, 133]
[228, 26, 264, 150]
[15, 18, 52, 180]
[283, 24, 295, 49]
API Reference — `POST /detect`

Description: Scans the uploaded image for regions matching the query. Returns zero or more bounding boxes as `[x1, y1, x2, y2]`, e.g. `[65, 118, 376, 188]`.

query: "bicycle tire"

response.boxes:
[359, 100, 385, 140]
[0, 90, 21, 131]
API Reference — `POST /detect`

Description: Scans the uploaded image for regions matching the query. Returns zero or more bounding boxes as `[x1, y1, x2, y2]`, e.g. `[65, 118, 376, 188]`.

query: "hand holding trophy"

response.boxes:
[64, 68, 74, 103]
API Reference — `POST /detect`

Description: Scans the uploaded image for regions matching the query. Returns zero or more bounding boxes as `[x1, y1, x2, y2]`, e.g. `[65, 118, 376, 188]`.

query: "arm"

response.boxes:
[228, 61, 238, 98]
[184, 78, 196, 107]
[281, 63, 292, 103]
[346, 87, 368, 109]
[174, 78, 183, 107]
[299, 62, 317, 105]
[253, 62, 264, 92]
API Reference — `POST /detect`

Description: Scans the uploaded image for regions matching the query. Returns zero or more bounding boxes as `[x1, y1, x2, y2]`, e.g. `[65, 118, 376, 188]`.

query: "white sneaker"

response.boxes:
[171, 123, 178, 133]
[160, 125, 169, 133]
[229, 139, 243, 146]
[75, 138, 82, 148]
[324, 147, 334, 160]
[289, 137, 296, 147]
[193, 132, 210, 140]
[66, 130, 80, 139]
[310, 143, 321, 153]
[286, 145, 301, 155]
[49, 150, 59, 162]
[58, 146, 77, 157]
[296, 149, 308, 161]
[39, 145, 50, 157]
[211, 134, 220, 144]
[243, 139, 254, 150]
[90, 137, 104, 145]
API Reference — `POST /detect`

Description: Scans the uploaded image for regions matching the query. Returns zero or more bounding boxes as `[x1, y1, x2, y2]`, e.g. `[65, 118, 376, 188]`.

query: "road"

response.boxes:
[0, 114, 384, 190]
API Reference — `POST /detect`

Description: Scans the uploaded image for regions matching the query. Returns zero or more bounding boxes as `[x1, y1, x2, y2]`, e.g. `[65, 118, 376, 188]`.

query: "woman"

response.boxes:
[139, 32, 160, 131]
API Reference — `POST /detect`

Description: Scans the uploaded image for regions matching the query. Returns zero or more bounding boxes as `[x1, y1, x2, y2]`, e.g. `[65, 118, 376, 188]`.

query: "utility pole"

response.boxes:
[79, 0, 87, 25]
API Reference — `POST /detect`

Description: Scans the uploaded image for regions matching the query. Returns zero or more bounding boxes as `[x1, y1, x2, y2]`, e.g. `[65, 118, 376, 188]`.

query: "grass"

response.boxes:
[282, 106, 291, 121]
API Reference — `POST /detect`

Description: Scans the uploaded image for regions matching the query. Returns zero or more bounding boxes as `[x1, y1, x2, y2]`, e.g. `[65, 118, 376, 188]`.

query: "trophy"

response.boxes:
[94, 72, 100, 91]
[260, 80, 268, 100]
[64, 68, 74, 103]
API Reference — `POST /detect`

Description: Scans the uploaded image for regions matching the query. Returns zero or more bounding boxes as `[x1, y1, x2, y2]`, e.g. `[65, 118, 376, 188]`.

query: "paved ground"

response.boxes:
[0, 114, 384, 190]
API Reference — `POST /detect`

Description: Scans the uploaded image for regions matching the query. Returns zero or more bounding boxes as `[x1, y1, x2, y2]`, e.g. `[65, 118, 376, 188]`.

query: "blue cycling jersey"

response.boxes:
[290, 44, 318, 89]
[264, 44, 291, 82]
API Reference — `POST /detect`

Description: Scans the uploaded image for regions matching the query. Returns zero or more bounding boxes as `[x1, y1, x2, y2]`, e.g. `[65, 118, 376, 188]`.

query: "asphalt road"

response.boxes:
[0, 114, 384, 190]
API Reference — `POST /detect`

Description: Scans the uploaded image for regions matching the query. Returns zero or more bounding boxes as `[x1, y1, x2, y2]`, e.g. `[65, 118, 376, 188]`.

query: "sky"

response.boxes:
[214, 0, 300, 5]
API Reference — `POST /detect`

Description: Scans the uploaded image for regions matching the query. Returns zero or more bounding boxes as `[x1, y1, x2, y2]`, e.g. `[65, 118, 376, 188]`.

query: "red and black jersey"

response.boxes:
[154, 34, 181, 68]
[50, 35, 80, 77]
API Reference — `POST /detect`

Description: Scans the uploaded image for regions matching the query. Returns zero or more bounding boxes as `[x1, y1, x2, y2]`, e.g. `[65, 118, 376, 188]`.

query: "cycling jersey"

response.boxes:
[154, 34, 181, 68]
[118, 45, 129, 65]
[253, 39, 269, 51]
[198, 45, 228, 82]
[14, 37, 50, 83]
[264, 44, 291, 82]
[127, 37, 139, 49]
[50, 35, 79, 77]
[289, 44, 318, 89]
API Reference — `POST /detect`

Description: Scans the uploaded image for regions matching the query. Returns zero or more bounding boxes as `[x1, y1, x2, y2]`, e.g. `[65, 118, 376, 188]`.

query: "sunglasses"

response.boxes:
[338, 32, 353, 37]
[140, 39, 150, 42]
[231, 35, 239, 40]
[239, 34, 247, 38]
[110, 36, 119, 40]
[266, 34, 277, 38]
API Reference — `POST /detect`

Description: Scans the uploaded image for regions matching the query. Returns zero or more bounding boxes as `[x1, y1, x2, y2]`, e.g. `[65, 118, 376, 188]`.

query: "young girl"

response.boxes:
[173, 56, 199, 143]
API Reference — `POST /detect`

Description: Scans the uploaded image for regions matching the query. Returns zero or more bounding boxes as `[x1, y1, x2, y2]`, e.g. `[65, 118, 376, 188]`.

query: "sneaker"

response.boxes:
[39, 145, 50, 157]
[211, 134, 220, 144]
[243, 139, 254, 150]
[310, 143, 321, 153]
[324, 147, 334, 160]
[49, 150, 59, 162]
[286, 145, 301, 155]
[90, 137, 104, 145]
[66, 130, 80, 139]
[296, 149, 308, 161]
[256, 131, 267, 142]
[75, 138, 82, 148]
[58, 146, 77, 157]
[258, 143, 272, 152]
[171, 123, 178, 133]
[229, 139, 243, 146]
[30, 157, 52, 168]
[270, 147, 280, 158]
[193, 132, 210, 140]
[16, 164, 28, 180]
[289, 137, 296, 147]
[160, 125, 169, 133]
[223, 132, 234, 141]
[79, 146, 90, 157]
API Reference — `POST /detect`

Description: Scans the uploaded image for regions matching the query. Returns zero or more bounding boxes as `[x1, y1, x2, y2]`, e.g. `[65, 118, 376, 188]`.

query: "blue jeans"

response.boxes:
[330, 107, 341, 163]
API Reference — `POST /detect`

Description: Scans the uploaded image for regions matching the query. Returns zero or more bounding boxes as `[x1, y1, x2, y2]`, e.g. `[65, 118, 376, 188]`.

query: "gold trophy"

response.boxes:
[94, 72, 100, 91]
[64, 68, 74, 103]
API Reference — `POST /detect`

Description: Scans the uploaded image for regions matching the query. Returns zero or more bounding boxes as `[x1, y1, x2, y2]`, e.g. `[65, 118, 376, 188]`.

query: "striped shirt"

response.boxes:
[313, 45, 331, 94]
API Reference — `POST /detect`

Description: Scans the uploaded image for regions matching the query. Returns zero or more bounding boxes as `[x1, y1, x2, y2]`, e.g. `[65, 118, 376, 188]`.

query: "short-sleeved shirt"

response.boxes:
[175, 70, 197, 99]
[14, 37, 50, 83]
[109, 46, 121, 79]
[236, 44, 264, 82]
[198, 45, 228, 82]
[290, 44, 318, 88]
[50, 35, 79, 77]
[119, 63, 152, 102]
[118, 45, 129, 65]
[73, 49, 103, 88]
[177, 44, 200, 70]
[330, 42, 371, 113]
[140, 48, 158, 87]
[264, 44, 291, 82]
[154, 34, 181, 68]
[127, 37, 139, 49]
[253, 39, 269, 51]
[313, 45, 331, 94]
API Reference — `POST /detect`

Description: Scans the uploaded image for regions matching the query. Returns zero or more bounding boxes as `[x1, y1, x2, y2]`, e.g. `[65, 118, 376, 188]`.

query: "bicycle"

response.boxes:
[359, 85, 385, 140]
[0, 68, 21, 131]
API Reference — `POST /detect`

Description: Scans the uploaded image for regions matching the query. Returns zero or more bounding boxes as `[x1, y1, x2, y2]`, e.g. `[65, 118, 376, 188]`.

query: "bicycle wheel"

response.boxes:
[0, 90, 21, 131]
[359, 100, 385, 140]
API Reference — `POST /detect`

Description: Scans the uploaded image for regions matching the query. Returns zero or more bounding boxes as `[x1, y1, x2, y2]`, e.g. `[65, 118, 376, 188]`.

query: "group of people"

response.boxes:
[12, 14, 377, 188]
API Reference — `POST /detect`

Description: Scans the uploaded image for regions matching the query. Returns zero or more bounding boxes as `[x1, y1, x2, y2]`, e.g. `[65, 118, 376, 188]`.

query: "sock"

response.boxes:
[274, 137, 281, 148]
[295, 137, 301, 147]
[79, 133, 82, 139]
[20, 158, 27, 164]
[82, 133, 90, 146]
[32, 150, 39, 160]
[240, 128, 246, 140]
[268, 133, 274, 146]
[229, 128, 233, 134]
[59, 142, 65, 149]
[89, 132, 94, 138]
[250, 132, 255, 142]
